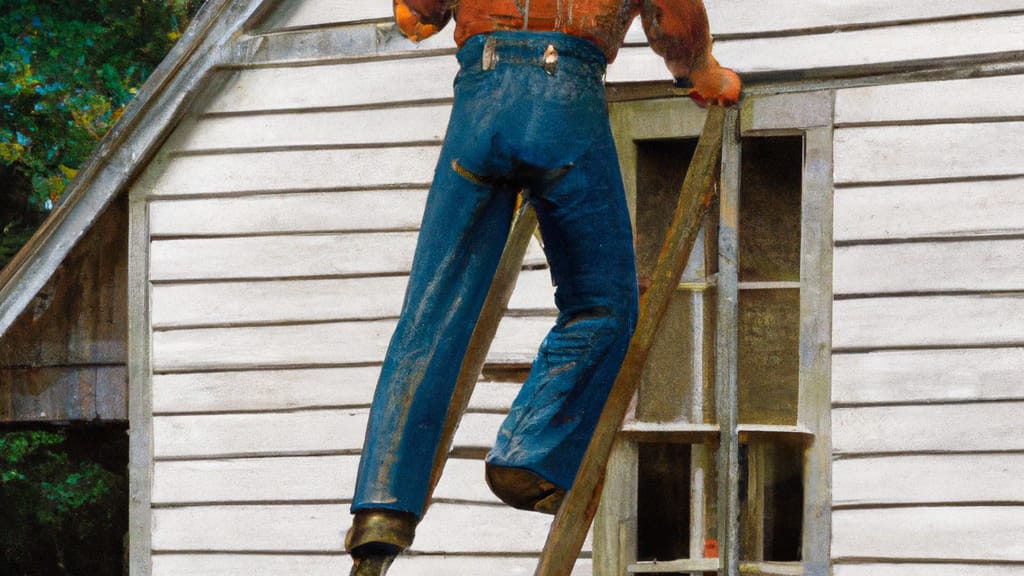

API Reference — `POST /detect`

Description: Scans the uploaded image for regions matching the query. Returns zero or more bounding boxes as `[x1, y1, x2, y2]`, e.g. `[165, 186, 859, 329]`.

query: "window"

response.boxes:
[594, 92, 833, 575]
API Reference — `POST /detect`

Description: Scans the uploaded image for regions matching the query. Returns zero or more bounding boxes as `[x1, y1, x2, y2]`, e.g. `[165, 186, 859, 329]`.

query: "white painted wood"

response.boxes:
[153, 455, 356, 504]
[153, 409, 369, 458]
[153, 554, 345, 576]
[153, 554, 594, 576]
[140, 146, 440, 197]
[152, 367, 522, 414]
[152, 366, 380, 413]
[152, 276, 408, 328]
[835, 74, 1024, 125]
[835, 564, 1024, 576]
[390, 556, 593, 576]
[150, 230, 548, 282]
[832, 506, 1024, 561]
[151, 316, 551, 372]
[834, 239, 1024, 295]
[466, 380, 524, 413]
[834, 122, 1024, 185]
[149, 190, 429, 236]
[151, 232, 419, 281]
[152, 455, 500, 505]
[152, 502, 581, 553]
[152, 409, 505, 459]
[205, 57, 458, 114]
[622, 2, 1024, 39]
[263, 0, 389, 30]
[166, 105, 451, 152]
[450, 412, 506, 455]
[832, 348, 1024, 405]
[150, 268, 554, 328]
[269, 0, 1021, 37]
[833, 294, 1024, 350]
[832, 402, 1024, 455]
[833, 453, 1024, 507]
[610, 14, 1024, 83]
[834, 178, 1024, 242]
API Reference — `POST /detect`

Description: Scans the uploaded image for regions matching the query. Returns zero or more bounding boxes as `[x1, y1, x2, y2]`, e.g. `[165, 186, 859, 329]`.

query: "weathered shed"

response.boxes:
[1, 1, 1022, 575]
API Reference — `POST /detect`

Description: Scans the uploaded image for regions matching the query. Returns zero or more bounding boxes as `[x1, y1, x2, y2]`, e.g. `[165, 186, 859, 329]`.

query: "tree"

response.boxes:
[0, 427, 128, 575]
[0, 0, 197, 269]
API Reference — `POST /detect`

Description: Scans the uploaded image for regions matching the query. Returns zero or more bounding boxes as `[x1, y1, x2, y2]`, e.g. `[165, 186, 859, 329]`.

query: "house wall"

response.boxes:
[830, 74, 1024, 574]
[134, 3, 560, 575]
[129, 1, 1024, 574]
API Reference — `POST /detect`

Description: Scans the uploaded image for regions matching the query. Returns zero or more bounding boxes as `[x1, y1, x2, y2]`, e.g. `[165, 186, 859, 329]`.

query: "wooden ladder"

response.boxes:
[425, 105, 734, 576]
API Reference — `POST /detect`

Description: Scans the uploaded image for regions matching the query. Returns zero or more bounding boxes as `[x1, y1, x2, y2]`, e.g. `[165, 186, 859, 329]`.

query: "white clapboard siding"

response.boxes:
[835, 74, 1024, 125]
[140, 146, 440, 198]
[152, 502, 574, 554]
[166, 105, 451, 152]
[152, 366, 380, 414]
[832, 453, 1024, 507]
[149, 190, 429, 236]
[833, 121, 1024, 185]
[832, 506, 1024, 562]
[151, 316, 551, 372]
[205, 57, 458, 115]
[264, 0, 389, 29]
[609, 13, 1024, 83]
[832, 294, 1024, 350]
[832, 402, 1024, 455]
[834, 178, 1024, 242]
[675, 1, 1022, 37]
[152, 455, 501, 505]
[834, 239, 1024, 295]
[152, 409, 505, 459]
[832, 348, 1024, 405]
[150, 232, 548, 283]
[153, 367, 522, 414]
[150, 268, 554, 329]
[153, 554, 593, 576]
[268, 0, 1020, 49]
[835, 565, 1024, 576]
[151, 232, 417, 281]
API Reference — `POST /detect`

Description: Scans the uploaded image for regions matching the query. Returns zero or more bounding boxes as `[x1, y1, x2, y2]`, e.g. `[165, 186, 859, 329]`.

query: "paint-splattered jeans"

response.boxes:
[352, 31, 639, 518]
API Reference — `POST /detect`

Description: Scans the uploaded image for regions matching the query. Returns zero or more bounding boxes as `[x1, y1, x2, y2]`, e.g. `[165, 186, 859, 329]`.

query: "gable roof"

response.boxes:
[0, 0, 270, 338]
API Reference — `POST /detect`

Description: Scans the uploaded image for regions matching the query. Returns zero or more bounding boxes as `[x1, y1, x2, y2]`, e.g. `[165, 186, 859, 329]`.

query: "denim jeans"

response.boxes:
[352, 31, 639, 518]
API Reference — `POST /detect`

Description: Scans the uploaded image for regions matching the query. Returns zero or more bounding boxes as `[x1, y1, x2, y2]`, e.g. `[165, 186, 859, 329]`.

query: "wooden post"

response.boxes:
[535, 106, 731, 576]
[716, 106, 741, 576]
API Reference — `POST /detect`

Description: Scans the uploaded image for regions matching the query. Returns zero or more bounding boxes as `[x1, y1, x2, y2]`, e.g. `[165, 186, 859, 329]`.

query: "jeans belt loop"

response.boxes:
[482, 35, 498, 71]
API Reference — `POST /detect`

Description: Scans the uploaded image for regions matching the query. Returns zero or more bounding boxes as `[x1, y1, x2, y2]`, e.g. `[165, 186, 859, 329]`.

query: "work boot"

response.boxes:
[485, 463, 566, 515]
[346, 509, 417, 576]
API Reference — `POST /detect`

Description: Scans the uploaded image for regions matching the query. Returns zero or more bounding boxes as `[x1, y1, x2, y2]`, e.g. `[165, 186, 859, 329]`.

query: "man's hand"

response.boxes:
[687, 64, 742, 107]
[394, 0, 451, 42]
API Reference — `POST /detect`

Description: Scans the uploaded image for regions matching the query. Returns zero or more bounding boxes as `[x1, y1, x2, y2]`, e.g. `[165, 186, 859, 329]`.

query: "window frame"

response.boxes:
[594, 91, 834, 576]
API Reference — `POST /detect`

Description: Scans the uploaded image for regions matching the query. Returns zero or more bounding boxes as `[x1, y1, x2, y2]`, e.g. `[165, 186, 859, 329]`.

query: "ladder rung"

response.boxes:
[620, 422, 719, 443]
[736, 424, 814, 445]
[619, 422, 814, 445]
[629, 560, 804, 575]
[629, 558, 718, 573]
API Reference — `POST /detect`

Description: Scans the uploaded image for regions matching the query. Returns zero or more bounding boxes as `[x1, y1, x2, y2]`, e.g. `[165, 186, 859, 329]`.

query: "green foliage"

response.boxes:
[0, 0, 197, 269]
[0, 427, 128, 575]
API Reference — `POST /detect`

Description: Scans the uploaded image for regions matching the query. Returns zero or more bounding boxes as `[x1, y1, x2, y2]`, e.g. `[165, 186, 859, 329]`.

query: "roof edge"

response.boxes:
[0, 0, 271, 338]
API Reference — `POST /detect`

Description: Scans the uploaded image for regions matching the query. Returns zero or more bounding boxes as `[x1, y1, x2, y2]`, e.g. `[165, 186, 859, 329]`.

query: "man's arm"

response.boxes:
[641, 0, 741, 106]
[394, 0, 452, 42]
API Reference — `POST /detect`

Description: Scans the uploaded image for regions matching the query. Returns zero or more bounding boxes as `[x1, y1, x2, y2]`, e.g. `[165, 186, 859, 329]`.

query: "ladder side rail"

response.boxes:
[535, 105, 732, 576]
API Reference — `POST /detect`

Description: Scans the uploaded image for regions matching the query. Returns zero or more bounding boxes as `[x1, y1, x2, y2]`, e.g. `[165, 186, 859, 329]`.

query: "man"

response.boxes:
[348, 1, 740, 573]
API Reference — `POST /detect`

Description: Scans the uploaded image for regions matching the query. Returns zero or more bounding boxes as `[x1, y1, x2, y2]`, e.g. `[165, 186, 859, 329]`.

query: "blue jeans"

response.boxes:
[352, 31, 639, 518]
